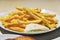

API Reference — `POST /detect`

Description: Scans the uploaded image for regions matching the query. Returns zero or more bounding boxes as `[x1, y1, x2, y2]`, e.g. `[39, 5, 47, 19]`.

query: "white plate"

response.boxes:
[0, 9, 60, 34]
[0, 34, 21, 40]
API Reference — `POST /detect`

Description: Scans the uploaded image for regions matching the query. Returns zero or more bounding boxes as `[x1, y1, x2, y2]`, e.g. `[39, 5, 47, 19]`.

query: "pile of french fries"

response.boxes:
[0, 6, 58, 32]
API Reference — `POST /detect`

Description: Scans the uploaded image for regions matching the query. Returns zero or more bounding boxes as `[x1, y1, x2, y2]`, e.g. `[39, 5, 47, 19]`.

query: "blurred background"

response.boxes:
[0, 0, 60, 13]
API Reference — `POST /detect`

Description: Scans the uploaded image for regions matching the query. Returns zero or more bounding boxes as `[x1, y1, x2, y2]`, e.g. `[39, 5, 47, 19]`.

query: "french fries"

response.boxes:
[9, 27, 24, 32]
[0, 6, 58, 32]
[24, 8, 41, 20]
[16, 6, 24, 11]
[30, 8, 51, 23]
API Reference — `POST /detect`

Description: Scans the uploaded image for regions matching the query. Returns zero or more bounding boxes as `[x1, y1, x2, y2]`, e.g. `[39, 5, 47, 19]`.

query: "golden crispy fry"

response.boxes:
[46, 17, 58, 24]
[11, 19, 20, 24]
[42, 13, 56, 17]
[9, 27, 24, 32]
[20, 24, 26, 28]
[19, 20, 42, 24]
[16, 6, 25, 11]
[2, 22, 8, 27]
[9, 14, 26, 20]
[22, 18, 28, 21]
[52, 18, 58, 24]
[9, 11, 26, 16]
[0, 16, 8, 21]
[46, 24, 56, 29]
[31, 8, 41, 13]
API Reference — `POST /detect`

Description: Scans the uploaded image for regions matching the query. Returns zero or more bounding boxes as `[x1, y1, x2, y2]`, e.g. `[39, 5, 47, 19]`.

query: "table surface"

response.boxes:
[0, 0, 60, 40]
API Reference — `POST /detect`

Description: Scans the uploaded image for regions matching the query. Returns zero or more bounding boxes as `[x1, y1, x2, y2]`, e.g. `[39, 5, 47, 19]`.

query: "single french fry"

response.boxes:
[27, 20, 42, 24]
[42, 13, 56, 17]
[20, 24, 26, 28]
[0, 16, 7, 21]
[45, 23, 56, 29]
[16, 6, 25, 11]
[9, 27, 24, 32]
[22, 18, 28, 21]
[19, 19, 42, 24]
[31, 8, 41, 13]
[52, 18, 58, 24]
[9, 11, 26, 16]
[9, 14, 26, 20]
